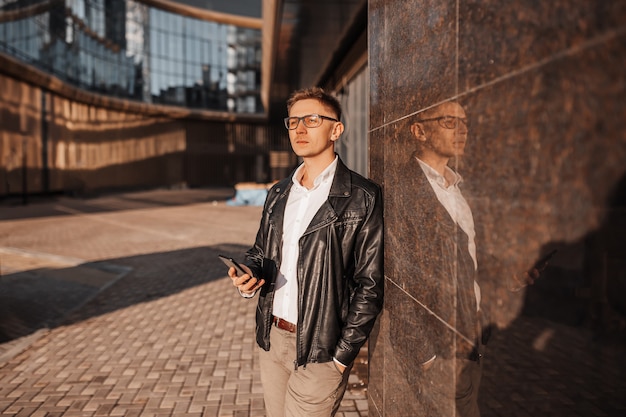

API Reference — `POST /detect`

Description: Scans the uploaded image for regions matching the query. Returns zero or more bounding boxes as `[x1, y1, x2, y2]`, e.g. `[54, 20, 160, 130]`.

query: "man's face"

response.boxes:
[416, 102, 468, 159]
[288, 99, 341, 160]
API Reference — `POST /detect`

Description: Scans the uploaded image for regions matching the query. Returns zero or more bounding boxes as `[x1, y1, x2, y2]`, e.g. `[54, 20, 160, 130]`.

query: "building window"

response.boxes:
[0, 0, 262, 113]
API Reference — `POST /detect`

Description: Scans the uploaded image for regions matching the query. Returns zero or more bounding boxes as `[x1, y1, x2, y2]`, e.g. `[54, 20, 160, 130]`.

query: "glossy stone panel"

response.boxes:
[368, 0, 386, 130]
[367, 305, 384, 417]
[369, 0, 626, 415]
[459, 35, 626, 329]
[367, 125, 386, 416]
[369, 0, 458, 128]
[459, 0, 626, 89]
[385, 283, 457, 416]
[368, 126, 385, 187]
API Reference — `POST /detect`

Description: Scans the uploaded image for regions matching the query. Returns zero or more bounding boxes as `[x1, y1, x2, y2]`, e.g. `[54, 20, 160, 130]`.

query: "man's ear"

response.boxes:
[410, 122, 426, 141]
[330, 122, 344, 141]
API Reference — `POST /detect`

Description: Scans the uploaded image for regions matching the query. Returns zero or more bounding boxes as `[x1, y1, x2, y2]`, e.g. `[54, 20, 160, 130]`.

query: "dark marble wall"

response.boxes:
[369, 1, 626, 416]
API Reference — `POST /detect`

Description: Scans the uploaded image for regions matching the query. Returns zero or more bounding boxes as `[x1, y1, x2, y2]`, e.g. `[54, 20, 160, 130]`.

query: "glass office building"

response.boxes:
[0, 0, 262, 113]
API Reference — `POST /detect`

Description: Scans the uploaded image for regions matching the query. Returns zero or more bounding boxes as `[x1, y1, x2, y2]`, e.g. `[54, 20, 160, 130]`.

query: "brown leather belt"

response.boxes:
[272, 316, 296, 333]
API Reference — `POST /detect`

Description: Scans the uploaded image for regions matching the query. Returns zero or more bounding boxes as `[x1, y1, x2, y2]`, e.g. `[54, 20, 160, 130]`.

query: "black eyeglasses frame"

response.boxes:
[284, 114, 339, 130]
[415, 115, 468, 130]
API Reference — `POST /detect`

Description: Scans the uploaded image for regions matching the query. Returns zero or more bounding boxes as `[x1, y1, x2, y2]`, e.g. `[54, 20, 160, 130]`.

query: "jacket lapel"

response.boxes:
[303, 158, 351, 235]
[268, 179, 291, 238]
[410, 160, 456, 232]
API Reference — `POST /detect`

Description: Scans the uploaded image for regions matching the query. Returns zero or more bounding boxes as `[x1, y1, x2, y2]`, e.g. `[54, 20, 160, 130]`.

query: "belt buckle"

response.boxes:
[273, 317, 295, 333]
[273, 316, 286, 331]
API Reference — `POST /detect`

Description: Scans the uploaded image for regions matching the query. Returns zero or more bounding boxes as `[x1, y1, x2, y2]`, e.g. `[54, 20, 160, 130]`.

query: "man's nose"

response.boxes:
[295, 119, 307, 133]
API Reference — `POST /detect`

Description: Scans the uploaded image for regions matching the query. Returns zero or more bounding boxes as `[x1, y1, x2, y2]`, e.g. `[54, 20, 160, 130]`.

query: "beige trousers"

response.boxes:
[258, 325, 352, 417]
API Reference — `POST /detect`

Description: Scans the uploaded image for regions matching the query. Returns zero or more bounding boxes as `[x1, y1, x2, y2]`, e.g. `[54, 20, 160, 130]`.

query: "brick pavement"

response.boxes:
[1, 188, 625, 417]
[0, 189, 368, 417]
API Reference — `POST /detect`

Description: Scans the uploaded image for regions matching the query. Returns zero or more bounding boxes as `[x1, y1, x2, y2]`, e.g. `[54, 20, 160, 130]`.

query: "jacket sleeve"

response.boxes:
[334, 185, 385, 366]
[245, 194, 272, 281]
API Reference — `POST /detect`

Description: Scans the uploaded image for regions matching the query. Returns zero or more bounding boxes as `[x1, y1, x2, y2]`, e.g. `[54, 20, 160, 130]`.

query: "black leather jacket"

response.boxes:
[244, 158, 384, 369]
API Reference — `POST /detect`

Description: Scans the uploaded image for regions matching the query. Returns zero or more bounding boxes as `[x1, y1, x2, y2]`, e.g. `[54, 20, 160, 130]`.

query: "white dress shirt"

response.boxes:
[272, 157, 338, 324]
[416, 157, 481, 310]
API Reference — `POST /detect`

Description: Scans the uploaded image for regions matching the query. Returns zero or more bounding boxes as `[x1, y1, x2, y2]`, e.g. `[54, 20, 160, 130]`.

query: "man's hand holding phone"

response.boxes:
[511, 249, 558, 292]
[219, 255, 265, 296]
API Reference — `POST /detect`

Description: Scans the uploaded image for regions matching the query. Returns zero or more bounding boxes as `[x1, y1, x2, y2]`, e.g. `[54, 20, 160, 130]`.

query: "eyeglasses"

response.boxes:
[284, 114, 338, 130]
[415, 116, 468, 129]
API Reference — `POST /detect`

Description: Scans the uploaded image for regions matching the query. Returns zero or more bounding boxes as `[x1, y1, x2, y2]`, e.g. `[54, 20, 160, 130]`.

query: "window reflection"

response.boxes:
[0, 0, 262, 113]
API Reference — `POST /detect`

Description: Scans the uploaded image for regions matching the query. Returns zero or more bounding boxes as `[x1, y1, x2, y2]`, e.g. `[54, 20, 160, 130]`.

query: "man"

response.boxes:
[226, 87, 384, 417]
[412, 101, 484, 417]
[388, 101, 539, 416]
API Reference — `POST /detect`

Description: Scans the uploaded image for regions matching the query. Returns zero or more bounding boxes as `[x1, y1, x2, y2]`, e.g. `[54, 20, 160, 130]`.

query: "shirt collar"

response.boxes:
[414, 156, 463, 189]
[292, 155, 338, 190]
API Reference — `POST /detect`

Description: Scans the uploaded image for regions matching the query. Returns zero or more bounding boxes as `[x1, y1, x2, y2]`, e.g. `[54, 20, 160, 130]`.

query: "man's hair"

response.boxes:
[286, 87, 342, 120]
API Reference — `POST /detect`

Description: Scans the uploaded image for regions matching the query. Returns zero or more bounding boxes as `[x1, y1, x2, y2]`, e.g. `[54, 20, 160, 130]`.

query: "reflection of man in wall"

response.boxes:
[387, 101, 485, 417]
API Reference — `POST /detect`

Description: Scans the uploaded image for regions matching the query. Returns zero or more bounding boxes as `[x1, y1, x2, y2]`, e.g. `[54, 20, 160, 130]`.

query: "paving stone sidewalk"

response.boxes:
[0, 189, 368, 417]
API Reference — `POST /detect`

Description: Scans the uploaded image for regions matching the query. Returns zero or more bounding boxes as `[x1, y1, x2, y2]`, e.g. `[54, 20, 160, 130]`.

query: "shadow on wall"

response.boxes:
[0, 147, 269, 198]
[477, 172, 626, 417]
[522, 172, 626, 339]
[1, 154, 186, 199]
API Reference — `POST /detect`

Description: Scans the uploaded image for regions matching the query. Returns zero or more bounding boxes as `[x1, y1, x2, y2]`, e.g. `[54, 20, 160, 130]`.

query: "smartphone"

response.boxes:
[533, 249, 558, 271]
[218, 255, 247, 276]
